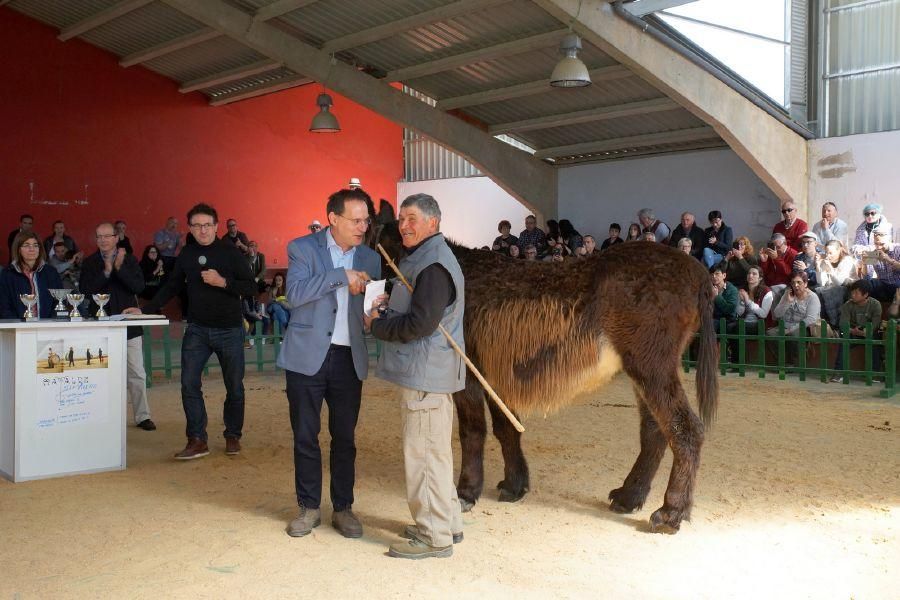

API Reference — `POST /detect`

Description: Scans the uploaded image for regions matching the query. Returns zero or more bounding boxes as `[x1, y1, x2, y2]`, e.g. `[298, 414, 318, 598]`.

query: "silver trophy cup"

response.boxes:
[49, 289, 70, 319]
[92, 293, 111, 320]
[19, 293, 38, 321]
[66, 293, 85, 322]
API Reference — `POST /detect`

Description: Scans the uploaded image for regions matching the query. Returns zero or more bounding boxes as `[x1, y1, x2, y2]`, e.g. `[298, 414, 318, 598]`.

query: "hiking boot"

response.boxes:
[829, 375, 844, 383]
[225, 438, 241, 456]
[174, 438, 209, 460]
[332, 508, 363, 538]
[388, 538, 453, 560]
[287, 505, 321, 537]
[402, 524, 463, 544]
[137, 419, 156, 431]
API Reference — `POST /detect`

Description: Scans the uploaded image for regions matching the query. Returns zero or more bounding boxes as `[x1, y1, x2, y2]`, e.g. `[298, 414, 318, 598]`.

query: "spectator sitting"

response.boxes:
[640, 231, 657, 242]
[153, 216, 182, 272]
[545, 219, 563, 250]
[760, 233, 798, 295]
[702, 210, 734, 268]
[624, 223, 642, 242]
[851, 203, 892, 257]
[517, 214, 546, 254]
[769, 270, 821, 337]
[600, 223, 624, 251]
[558, 219, 583, 255]
[7, 214, 34, 264]
[793, 231, 821, 288]
[867, 225, 900, 301]
[247, 241, 267, 294]
[811, 201, 848, 245]
[242, 296, 270, 341]
[729, 265, 773, 360]
[830, 279, 884, 382]
[222, 218, 250, 254]
[676, 237, 693, 255]
[710, 262, 738, 329]
[43, 220, 79, 257]
[815, 239, 857, 327]
[139, 245, 165, 300]
[47, 241, 82, 289]
[266, 272, 290, 334]
[508, 244, 521, 259]
[308, 219, 322, 234]
[669, 212, 705, 260]
[492, 220, 519, 256]
[637, 208, 670, 243]
[0, 231, 63, 318]
[724, 236, 758, 289]
[773, 200, 809, 252]
[582, 235, 600, 256]
[114, 220, 134, 254]
[523, 244, 538, 261]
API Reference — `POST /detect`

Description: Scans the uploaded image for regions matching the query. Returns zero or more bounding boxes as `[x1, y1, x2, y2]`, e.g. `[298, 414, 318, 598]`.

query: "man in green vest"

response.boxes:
[366, 193, 465, 559]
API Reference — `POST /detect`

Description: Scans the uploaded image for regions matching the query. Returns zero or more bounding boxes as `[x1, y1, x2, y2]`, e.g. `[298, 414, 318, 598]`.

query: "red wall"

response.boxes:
[0, 8, 402, 266]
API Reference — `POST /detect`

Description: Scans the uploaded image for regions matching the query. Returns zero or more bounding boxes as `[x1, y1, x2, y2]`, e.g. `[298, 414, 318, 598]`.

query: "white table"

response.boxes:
[0, 318, 168, 482]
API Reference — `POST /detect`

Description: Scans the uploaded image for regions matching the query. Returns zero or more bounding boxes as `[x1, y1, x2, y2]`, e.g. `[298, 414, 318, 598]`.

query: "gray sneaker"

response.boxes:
[332, 508, 363, 538]
[286, 505, 321, 537]
[402, 524, 463, 544]
[388, 538, 453, 559]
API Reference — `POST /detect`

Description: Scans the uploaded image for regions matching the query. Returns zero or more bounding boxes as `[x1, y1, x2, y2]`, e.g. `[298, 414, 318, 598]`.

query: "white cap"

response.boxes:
[799, 231, 818, 242]
[310, 219, 321, 226]
[348, 177, 361, 189]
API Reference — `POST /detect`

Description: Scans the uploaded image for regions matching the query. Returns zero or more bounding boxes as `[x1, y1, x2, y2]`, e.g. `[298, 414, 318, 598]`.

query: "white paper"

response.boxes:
[363, 279, 386, 315]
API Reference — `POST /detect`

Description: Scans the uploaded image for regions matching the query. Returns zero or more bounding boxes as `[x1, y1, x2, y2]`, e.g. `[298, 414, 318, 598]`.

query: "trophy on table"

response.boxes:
[92, 294, 111, 321]
[66, 293, 85, 322]
[18, 293, 38, 321]
[49, 289, 70, 320]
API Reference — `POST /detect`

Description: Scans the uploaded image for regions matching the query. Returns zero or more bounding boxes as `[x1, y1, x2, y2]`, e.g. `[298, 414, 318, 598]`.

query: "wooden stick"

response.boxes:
[376, 244, 524, 433]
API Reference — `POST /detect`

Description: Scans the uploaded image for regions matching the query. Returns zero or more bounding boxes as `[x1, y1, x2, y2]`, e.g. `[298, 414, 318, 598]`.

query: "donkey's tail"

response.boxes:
[695, 283, 719, 428]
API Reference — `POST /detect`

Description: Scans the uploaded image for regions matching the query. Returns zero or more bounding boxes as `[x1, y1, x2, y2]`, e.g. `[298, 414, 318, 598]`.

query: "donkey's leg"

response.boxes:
[486, 396, 529, 503]
[608, 385, 668, 514]
[454, 376, 487, 512]
[642, 372, 705, 533]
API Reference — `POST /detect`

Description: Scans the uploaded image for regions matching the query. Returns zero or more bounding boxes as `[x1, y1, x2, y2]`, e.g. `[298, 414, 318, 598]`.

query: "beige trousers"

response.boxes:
[126, 337, 151, 424]
[400, 386, 462, 548]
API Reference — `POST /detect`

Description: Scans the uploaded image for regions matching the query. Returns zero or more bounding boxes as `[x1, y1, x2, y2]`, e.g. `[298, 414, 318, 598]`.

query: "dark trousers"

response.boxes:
[833, 333, 884, 370]
[180, 324, 245, 442]
[286, 345, 362, 511]
[869, 279, 898, 302]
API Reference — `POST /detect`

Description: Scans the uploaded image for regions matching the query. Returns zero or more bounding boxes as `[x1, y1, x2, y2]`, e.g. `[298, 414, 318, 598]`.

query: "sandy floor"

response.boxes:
[1, 371, 898, 599]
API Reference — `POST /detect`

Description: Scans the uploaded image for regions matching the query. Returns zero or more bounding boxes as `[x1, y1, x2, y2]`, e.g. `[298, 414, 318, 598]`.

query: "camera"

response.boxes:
[766, 241, 776, 250]
[552, 247, 562, 257]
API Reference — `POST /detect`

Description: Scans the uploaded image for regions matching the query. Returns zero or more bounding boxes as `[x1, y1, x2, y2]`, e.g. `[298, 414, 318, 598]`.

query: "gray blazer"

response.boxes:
[275, 228, 381, 380]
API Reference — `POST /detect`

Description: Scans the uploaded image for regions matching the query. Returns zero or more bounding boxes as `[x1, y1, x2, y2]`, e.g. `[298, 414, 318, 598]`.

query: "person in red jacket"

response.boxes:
[772, 201, 808, 252]
[759, 232, 798, 300]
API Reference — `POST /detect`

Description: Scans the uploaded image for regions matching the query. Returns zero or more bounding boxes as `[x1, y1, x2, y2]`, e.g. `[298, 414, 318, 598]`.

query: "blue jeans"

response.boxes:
[267, 302, 290, 334]
[703, 248, 724, 269]
[180, 324, 245, 442]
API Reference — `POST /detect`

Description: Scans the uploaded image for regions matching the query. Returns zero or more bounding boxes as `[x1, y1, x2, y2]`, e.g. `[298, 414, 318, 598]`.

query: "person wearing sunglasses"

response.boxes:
[772, 201, 808, 252]
[851, 204, 893, 277]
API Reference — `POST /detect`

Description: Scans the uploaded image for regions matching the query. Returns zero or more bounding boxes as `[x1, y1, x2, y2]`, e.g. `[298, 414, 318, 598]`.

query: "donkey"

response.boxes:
[376, 225, 718, 533]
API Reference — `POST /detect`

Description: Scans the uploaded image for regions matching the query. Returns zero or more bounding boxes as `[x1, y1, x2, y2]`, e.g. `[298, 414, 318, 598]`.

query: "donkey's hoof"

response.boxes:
[496, 480, 527, 503]
[649, 507, 683, 534]
[459, 498, 475, 513]
[607, 487, 645, 514]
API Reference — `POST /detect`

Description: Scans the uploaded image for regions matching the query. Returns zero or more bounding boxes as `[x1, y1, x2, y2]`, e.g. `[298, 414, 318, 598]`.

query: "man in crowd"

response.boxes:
[793, 231, 821, 288]
[638, 208, 670, 243]
[7, 214, 34, 263]
[582, 235, 599, 256]
[669, 212, 705, 260]
[43, 220, 79, 257]
[710, 262, 738, 329]
[773, 201, 808, 251]
[600, 223, 623, 251]
[308, 220, 322, 234]
[830, 279, 884, 382]
[153, 216, 183, 272]
[47, 241, 83, 289]
[114, 220, 133, 254]
[278, 188, 380, 540]
[517, 215, 546, 255]
[247, 241, 267, 294]
[127, 204, 256, 459]
[222, 218, 250, 254]
[366, 193, 465, 560]
[868, 225, 900, 301]
[80, 222, 155, 431]
[811, 202, 848, 245]
[523, 244, 538, 261]
[760, 232, 797, 298]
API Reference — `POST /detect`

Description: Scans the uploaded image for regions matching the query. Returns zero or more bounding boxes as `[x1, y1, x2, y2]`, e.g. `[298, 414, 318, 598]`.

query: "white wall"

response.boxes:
[557, 148, 782, 248]
[809, 129, 900, 242]
[397, 176, 531, 248]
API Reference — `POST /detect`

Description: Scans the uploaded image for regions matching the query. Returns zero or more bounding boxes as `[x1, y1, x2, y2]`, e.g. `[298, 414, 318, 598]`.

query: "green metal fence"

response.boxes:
[141, 321, 382, 387]
[681, 318, 897, 398]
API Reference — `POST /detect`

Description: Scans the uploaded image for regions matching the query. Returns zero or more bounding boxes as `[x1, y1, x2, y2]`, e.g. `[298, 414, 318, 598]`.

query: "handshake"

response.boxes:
[345, 269, 372, 295]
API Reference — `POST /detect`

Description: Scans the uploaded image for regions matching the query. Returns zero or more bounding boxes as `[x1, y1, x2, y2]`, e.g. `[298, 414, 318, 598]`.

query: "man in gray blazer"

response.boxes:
[277, 188, 381, 539]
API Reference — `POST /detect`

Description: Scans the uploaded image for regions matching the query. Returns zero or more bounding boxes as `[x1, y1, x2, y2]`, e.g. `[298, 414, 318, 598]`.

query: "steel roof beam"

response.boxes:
[253, 0, 320, 23]
[533, 126, 716, 159]
[179, 59, 282, 93]
[209, 74, 312, 106]
[489, 97, 678, 134]
[119, 28, 221, 67]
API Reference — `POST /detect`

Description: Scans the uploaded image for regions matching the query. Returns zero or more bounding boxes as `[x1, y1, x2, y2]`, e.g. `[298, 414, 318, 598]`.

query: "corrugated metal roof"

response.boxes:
[205, 66, 301, 97]
[550, 139, 727, 165]
[8, 0, 119, 29]
[143, 36, 268, 83]
[80, 2, 203, 58]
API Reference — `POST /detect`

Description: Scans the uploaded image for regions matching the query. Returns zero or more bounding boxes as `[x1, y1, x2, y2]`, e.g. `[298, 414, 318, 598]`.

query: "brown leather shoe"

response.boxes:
[225, 438, 241, 456]
[174, 438, 209, 460]
[287, 505, 321, 537]
[403, 524, 463, 544]
[332, 508, 363, 538]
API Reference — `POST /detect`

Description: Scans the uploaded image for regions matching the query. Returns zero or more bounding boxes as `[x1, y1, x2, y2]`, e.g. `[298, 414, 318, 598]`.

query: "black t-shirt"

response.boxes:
[600, 237, 624, 251]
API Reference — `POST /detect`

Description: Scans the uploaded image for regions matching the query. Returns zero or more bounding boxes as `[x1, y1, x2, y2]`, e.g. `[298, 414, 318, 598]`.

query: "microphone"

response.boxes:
[198, 255, 208, 271]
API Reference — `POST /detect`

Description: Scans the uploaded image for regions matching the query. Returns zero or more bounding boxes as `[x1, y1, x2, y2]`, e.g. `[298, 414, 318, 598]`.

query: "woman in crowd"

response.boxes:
[42, 220, 79, 257]
[138, 245, 166, 300]
[728, 265, 773, 360]
[0, 231, 63, 319]
[625, 223, 642, 242]
[266, 272, 290, 335]
[702, 210, 734, 268]
[677, 238, 693, 255]
[769, 271, 821, 337]
[545, 219, 563, 247]
[815, 239, 857, 327]
[491, 220, 519, 256]
[851, 203, 892, 255]
[724, 236, 757, 289]
[558, 219, 583, 255]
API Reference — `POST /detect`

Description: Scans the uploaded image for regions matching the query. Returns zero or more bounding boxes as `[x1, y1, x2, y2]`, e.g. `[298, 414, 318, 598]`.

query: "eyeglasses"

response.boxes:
[781, 208, 795, 214]
[20, 243, 41, 249]
[334, 214, 372, 227]
[189, 222, 216, 231]
[864, 211, 877, 217]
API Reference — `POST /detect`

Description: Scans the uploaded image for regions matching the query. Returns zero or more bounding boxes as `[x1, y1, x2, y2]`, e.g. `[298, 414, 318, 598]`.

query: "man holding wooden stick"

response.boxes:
[365, 193, 464, 559]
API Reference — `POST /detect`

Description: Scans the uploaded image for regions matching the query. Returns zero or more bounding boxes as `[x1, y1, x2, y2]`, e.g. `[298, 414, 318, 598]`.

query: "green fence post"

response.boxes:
[163, 325, 173, 380]
[797, 322, 807, 382]
[255, 320, 264, 372]
[737, 319, 746, 377]
[881, 320, 896, 398]
[839, 322, 851, 384]
[718, 318, 727, 375]
[757, 318, 766, 379]
[777, 320, 786, 380]
[273, 320, 282, 368]
[863, 322, 874, 386]
[818, 319, 829, 383]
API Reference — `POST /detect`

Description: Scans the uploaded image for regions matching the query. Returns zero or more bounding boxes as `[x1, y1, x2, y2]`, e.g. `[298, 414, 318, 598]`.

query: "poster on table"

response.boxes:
[34, 335, 110, 429]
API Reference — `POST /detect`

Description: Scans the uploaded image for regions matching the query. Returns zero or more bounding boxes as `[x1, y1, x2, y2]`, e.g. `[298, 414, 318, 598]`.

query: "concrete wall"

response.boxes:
[557, 148, 783, 248]
[809, 129, 900, 242]
[397, 177, 532, 249]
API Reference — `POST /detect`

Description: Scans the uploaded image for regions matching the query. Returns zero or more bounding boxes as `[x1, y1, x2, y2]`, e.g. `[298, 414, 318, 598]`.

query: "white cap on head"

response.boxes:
[348, 177, 361, 189]
[310, 219, 321, 226]
[799, 231, 818, 242]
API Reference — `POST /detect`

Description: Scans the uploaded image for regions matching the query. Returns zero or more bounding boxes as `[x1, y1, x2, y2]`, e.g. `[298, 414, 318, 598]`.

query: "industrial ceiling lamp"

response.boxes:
[309, 92, 341, 132]
[550, 33, 591, 88]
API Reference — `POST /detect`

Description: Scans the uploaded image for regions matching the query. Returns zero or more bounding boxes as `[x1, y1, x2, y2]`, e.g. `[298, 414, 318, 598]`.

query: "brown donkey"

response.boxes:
[377, 227, 718, 533]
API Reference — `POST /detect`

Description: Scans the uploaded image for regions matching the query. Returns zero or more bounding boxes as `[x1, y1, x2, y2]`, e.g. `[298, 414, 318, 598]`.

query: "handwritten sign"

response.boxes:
[37, 373, 107, 428]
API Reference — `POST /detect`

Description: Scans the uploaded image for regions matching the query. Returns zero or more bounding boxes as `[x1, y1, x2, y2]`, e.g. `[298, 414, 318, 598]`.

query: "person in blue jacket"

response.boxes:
[0, 231, 62, 319]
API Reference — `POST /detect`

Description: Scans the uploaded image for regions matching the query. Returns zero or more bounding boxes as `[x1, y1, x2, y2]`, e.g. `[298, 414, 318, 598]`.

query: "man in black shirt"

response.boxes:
[7, 214, 34, 264]
[126, 203, 256, 460]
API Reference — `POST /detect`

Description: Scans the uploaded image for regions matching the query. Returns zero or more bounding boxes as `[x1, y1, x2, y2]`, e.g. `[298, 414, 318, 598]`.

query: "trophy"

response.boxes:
[18, 293, 38, 321]
[66, 293, 85, 322]
[49, 289, 70, 320]
[92, 294, 111, 320]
